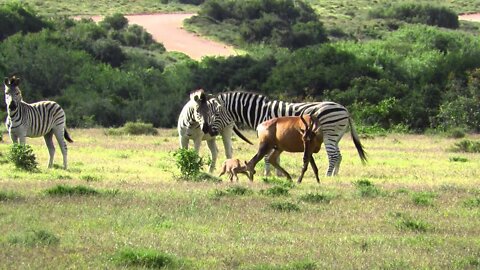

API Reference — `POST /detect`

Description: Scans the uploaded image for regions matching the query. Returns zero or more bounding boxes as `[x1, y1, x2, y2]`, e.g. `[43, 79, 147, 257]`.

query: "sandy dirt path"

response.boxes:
[459, 13, 480, 22]
[91, 13, 236, 60]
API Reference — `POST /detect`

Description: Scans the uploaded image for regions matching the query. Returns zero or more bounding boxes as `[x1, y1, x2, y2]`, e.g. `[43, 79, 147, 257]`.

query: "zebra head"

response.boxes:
[190, 89, 210, 134]
[4, 76, 22, 111]
[208, 98, 232, 136]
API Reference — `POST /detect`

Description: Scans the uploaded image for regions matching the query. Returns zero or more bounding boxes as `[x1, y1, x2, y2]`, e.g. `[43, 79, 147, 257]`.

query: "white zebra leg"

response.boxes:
[325, 143, 340, 177]
[264, 155, 271, 176]
[275, 154, 283, 177]
[179, 135, 189, 149]
[44, 131, 55, 168]
[9, 132, 19, 144]
[54, 129, 68, 169]
[333, 152, 342, 176]
[206, 139, 218, 173]
[221, 127, 233, 159]
[193, 137, 202, 153]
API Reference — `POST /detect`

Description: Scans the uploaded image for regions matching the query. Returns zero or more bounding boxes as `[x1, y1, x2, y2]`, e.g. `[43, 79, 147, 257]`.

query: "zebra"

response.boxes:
[178, 89, 252, 173]
[4, 76, 73, 169]
[209, 91, 367, 176]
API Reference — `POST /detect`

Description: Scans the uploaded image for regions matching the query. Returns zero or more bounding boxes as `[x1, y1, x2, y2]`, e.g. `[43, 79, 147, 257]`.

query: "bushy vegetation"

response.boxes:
[113, 248, 184, 269]
[193, 0, 327, 49]
[172, 148, 205, 179]
[44, 185, 100, 196]
[370, 3, 459, 29]
[8, 144, 38, 171]
[105, 121, 158, 136]
[0, 2, 479, 132]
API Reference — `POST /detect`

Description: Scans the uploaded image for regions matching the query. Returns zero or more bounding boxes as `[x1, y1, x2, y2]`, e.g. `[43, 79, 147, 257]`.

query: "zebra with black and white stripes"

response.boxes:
[210, 91, 366, 176]
[178, 89, 252, 173]
[4, 76, 73, 169]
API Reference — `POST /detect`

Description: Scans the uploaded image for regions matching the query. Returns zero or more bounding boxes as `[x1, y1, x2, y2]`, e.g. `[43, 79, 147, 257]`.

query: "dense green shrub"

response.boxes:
[8, 144, 38, 171]
[196, 0, 327, 48]
[370, 3, 459, 29]
[106, 121, 158, 136]
[173, 148, 204, 179]
[0, 2, 50, 41]
[100, 13, 128, 30]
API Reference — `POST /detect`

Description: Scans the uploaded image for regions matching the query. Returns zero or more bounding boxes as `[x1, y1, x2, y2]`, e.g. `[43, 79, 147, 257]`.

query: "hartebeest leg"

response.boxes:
[268, 150, 292, 181]
[309, 156, 320, 183]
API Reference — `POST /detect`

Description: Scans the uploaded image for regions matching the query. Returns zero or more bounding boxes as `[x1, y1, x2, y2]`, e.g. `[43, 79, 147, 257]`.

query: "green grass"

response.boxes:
[0, 129, 479, 269]
[44, 184, 100, 196]
[113, 248, 185, 269]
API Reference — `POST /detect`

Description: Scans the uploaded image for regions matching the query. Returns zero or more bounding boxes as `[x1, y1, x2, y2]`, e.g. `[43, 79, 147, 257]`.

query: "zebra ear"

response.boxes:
[4, 77, 9, 85]
[13, 77, 20, 86]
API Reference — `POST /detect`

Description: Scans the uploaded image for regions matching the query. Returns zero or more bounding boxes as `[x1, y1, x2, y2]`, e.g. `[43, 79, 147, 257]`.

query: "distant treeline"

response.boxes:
[0, 1, 479, 132]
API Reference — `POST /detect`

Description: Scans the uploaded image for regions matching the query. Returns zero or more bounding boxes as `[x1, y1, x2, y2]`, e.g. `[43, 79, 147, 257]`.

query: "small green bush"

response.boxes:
[113, 248, 182, 268]
[44, 185, 99, 196]
[8, 229, 60, 246]
[299, 192, 335, 204]
[225, 185, 253, 196]
[8, 144, 38, 171]
[106, 121, 158, 136]
[270, 201, 300, 212]
[446, 128, 466, 139]
[172, 148, 204, 179]
[450, 139, 480, 153]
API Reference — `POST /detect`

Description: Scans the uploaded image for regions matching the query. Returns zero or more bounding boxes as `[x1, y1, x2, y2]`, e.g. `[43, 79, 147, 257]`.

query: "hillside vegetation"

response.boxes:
[0, 1, 479, 133]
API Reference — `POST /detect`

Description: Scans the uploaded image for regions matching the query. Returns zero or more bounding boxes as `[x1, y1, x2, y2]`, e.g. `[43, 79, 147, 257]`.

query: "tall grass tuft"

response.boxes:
[299, 192, 335, 204]
[270, 201, 300, 212]
[8, 143, 38, 171]
[393, 213, 430, 233]
[0, 190, 23, 201]
[463, 197, 480, 208]
[44, 184, 99, 196]
[411, 191, 437, 206]
[113, 248, 183, 268]
[353, 179, 382, 197]
[261, 185, 290, 197]
[8, 229, 60, 246]
[212, 185, 254, 198]
[262, 177, 295, 188]
[449, 139, 480, 153]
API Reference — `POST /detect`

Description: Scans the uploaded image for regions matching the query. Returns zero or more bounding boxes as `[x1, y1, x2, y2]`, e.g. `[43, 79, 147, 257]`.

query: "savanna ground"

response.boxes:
[0, 129, 479, 269]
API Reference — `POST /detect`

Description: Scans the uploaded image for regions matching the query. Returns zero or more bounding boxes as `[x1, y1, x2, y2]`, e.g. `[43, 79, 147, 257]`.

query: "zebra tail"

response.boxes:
[348, 117, 367, 164]
[64, 128, 74, 143]
[233, 125, 253, 145]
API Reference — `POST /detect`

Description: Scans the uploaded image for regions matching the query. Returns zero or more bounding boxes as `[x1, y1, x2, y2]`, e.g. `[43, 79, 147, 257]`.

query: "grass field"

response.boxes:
[0, 129, 479, 269]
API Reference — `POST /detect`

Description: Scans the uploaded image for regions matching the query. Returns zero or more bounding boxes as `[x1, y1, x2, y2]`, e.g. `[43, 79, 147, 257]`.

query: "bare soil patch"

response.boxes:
[91, 13, 236, 60]
[459, 13, 480, 22]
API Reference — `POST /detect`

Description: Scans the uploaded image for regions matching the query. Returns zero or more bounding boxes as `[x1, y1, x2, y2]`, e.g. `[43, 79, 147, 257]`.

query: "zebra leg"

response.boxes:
[206, 139, 218, 173]
[325, 143, 340, 176]
[53, 128, 68, 170]
[9, 132, 19, 144]
[43, 131, 55, 168]
[263, 149, 275, 176]
[221, 127, 233, 159]
[180, 135, 189, 149]
[333, 152, 342, 176]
